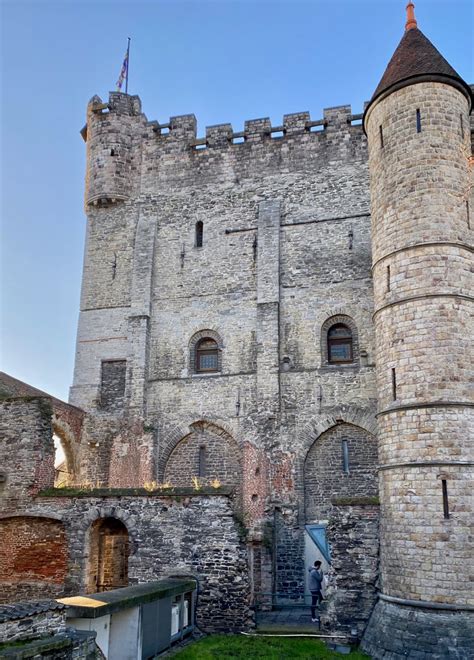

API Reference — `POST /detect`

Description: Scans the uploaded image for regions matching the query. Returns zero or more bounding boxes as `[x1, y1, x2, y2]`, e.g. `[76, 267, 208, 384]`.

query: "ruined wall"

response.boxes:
[325, 504, 379, 637]
[0, 398, 55, 505]
[0, 517, 68, 603]
[2, 494, 252, 634]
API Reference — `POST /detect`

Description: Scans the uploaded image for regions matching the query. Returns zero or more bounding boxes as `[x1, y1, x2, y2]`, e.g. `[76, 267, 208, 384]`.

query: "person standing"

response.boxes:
[308, 560, 323, 622]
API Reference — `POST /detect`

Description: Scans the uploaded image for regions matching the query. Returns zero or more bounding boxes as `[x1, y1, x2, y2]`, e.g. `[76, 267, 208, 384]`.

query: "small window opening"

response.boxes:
[255, 467, 260, 476]
[387, 265, 391, 292]
[198, 445, 206, 478]
[232, 136, 245, 144]
[467, 201, 470, 229]
[460, 114, 464, 140]
[327, 324, 353, 364]
[110, 149, 116, 156]
[195, 221, 203, 248]
[379, 125, 384, 148]
[196, 337, 218, 373]
[391, 367, 397, 400]
[251, 494, 258, 502]
[442, 479, 449, 519]
[416, 109, 421, 133]
[342, 439, 350, 474]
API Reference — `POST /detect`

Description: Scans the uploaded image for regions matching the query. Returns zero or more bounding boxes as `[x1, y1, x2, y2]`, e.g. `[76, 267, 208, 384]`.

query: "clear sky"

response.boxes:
[1, 0, 472, 401]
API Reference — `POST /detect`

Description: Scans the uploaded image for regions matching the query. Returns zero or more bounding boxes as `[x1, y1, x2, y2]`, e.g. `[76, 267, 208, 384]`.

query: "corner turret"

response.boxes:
[83, 92, 143, 207]
[362, 4, 473, 658]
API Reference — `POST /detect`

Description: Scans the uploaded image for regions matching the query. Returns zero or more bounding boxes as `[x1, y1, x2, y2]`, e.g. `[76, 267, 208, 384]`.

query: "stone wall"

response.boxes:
[2, 493, 252, 634]
[324, 504, 379, 637]
[0, 602, 66, 643]
[304, 423, 378, 520]
[0, 398, 54, 505]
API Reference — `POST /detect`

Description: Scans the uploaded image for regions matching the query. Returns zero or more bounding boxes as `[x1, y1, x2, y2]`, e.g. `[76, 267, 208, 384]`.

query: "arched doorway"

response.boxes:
[87, 518, 129, 593]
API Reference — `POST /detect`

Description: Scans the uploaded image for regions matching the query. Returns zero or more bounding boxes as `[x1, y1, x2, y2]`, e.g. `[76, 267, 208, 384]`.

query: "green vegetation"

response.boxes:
[171, 634, 369, 659]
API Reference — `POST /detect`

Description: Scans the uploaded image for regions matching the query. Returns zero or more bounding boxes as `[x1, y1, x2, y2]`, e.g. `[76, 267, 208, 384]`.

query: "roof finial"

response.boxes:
[405, 2, 418, 31]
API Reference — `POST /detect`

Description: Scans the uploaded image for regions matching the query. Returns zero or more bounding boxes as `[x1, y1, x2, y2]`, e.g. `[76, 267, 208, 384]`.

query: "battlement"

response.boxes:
[146, 104, 364, 148]
[83, 93, 367, 206]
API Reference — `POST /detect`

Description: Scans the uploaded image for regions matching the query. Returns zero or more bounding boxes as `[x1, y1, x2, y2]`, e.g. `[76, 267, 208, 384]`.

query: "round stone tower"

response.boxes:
[84, 92, 141, 207]
[362, 4, 474, 657]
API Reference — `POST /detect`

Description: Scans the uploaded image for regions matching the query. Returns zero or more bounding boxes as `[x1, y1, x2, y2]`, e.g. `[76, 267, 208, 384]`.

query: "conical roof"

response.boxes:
[371, 27, 472, 105]
[364, 5, 472, 127]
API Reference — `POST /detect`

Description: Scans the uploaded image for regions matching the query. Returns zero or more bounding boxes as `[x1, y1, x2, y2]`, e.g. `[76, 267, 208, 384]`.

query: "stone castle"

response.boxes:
[1, 3, 472, 657]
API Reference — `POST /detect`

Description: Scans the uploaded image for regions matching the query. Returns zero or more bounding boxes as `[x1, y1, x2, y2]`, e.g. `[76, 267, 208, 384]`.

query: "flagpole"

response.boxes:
[125, 37, 131, 94]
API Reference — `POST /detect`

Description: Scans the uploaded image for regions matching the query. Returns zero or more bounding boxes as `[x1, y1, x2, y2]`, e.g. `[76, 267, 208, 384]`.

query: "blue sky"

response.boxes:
[1, 0, 472, 401]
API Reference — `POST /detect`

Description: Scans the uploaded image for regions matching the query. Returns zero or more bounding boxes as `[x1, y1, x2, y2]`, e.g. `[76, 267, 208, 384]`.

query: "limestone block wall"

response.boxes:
[365, 80, 473, 608]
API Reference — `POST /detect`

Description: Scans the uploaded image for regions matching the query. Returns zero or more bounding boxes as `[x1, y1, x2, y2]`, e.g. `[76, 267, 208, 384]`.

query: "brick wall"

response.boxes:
[0, 517, 68, 602]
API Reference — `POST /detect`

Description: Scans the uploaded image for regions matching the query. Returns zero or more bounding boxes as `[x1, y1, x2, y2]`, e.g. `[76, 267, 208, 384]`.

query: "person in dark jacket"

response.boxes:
[308, 560, 323, 622]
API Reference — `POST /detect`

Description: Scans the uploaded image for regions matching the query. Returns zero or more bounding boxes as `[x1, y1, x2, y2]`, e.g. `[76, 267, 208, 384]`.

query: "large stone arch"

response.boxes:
[162, 419, 242, 489]
[158, 417, 238, 480]
[303, 421, 378, 522]
[52, 416, 80, 485]
[0, 516, 68, 603]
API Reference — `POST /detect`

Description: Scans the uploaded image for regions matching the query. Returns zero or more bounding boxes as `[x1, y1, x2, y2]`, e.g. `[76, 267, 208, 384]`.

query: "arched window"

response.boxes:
[196, 338, 219, 373]
[195, 221, 203, 248]
[327, 324, 353, 363]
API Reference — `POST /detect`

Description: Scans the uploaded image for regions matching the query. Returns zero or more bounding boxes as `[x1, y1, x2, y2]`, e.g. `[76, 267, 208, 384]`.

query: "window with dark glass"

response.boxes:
[196, 338, 218, 373]
[327, 324, 353, 363]
[195, 221, 203, 248]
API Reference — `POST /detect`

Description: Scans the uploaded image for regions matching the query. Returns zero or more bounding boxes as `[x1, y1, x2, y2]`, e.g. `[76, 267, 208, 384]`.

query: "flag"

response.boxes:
[116, 49, 129, 91]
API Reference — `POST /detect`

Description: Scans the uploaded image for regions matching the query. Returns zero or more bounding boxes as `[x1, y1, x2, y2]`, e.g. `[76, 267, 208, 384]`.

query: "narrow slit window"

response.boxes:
[110, 148, 116, 156]
[342, 439, 350, 474]
[195, 221, 203, 248]
[460, 114, 464, 140]
[442, 480, 449, 519]
[379, 125, 384, 148]
[416, 109, 421, 133]
[467, 201, 470, 229]
[198, 445, 206, 478]
[391, 367, 397, 400]
[387, 265, 391, 292]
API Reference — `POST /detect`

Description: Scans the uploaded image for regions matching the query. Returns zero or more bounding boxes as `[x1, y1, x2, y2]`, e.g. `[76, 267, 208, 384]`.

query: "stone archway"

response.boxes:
[304, 422, 378, 521]
[87, 517, 129, 593]
[163, 420, 241, 490]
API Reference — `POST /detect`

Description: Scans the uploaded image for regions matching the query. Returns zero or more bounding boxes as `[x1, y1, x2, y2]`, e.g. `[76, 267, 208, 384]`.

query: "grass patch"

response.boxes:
[171, 634, 368, 659]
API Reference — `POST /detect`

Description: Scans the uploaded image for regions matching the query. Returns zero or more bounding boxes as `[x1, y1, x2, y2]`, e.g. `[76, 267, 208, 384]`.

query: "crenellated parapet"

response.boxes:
[144, 104, 364, 150]
[83, 93, 365, 204]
